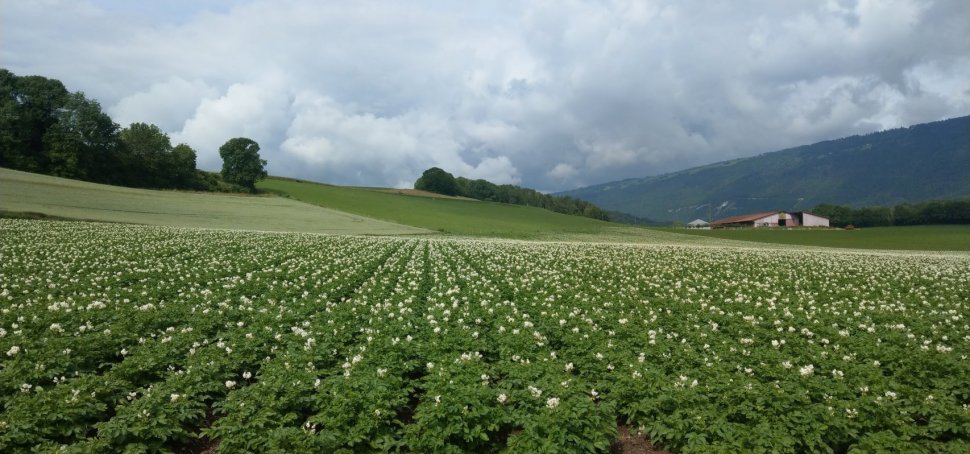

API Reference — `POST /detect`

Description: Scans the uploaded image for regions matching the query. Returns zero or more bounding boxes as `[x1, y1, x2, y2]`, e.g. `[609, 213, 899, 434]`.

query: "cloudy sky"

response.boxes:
[2, 0, 968, 191]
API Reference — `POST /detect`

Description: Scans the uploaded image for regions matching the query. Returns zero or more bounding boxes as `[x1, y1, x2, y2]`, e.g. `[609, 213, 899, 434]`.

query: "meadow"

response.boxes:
[2, 219, 968, 452]
[258, 177, 614, 239]
[669, 225, 970, 252]
[0, 168, 426, 236]
[8, 167, 967, 251]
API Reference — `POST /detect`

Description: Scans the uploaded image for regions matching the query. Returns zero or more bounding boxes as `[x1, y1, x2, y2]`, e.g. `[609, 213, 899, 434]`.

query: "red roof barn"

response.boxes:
[712, 211, 829, 228]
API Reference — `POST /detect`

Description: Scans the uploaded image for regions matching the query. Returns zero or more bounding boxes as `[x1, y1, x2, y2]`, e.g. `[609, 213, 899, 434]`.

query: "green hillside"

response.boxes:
[0, 168, 427, 235]
[0, 167, 714, 243]
[7, 167, 966, 250]
[559, 116, 970, 222]
[258, 177, 615, 239]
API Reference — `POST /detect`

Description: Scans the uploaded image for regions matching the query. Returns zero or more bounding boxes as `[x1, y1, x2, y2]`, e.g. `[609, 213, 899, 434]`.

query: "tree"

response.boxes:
[418, 167, 609, 220]
[855, 207, 892, 227]
[43, 92, 121, 182]
[0, 70, 20, 168]
[0, 70, 69, 171]
[892, 203, 920, 226]
[463, 178, 496, 200]
[812, 204, 854, 227]
[414, 167, 459, 196]
[170, 143, 198, 188]
[219, 137, 267, 192]
[119, 123, 173, 188]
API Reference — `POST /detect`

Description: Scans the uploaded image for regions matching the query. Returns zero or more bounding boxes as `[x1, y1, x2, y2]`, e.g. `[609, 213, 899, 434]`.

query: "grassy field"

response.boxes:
[356, 186, 479, 201]
[667, 225, 970, 251]
[7, 167, 965, 251]
[0, 168, 723, 244]
[0, 168, 427, 235]
[259, 176, 617, 238]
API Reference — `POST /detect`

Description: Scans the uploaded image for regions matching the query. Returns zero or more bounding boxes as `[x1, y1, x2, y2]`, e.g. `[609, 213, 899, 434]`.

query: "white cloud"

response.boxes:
[547, 163, 578, 180]
[466, 156, 520, 185]
[461, 120, 521, 147]
[172, 75, 293, 170]
[579, 140, 642, 171]
[279, 92, 520, 187]
[1, 0, 967, 190]
[110, 77, 217, 133]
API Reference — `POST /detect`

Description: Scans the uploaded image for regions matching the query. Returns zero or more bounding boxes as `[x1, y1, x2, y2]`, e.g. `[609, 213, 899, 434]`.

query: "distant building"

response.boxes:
[712, 211, 829, 228]
[686, 219, 710, 229]
[790, 211, 830, 227]
[712, 211, 779, 228]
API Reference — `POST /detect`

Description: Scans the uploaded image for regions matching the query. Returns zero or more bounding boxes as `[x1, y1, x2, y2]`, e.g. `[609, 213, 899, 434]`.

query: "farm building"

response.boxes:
[791, 211, 830, 227]
[712, 211, 829, 228]
[686, 219, 710, 229]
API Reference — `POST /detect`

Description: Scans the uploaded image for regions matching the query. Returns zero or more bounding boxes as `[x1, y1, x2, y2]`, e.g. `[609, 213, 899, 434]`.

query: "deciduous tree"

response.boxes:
[414, 167, 459, 196]
[43, 92, 121, 181]
[119, 122, 173, 188]
[170, 143, 199, 188]
[0, 70, 69, 171]
[219, 137, 267, 192]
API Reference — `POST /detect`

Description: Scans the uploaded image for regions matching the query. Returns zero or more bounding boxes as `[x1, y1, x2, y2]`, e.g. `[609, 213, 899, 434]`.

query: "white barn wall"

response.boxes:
[753, 213, 779, 227]
[779, 212, 798, 226]
[713, 211, 831, 228]
[802, 213, 830, 227]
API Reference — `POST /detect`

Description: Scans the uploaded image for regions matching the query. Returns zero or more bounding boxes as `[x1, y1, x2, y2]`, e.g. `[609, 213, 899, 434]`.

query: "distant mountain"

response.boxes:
[558, 116, 970, 222]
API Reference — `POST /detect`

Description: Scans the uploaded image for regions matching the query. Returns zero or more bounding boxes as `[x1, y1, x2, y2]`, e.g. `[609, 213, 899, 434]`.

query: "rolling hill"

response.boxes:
[558, 116, 970, 222]
[6, 167, 966, 250]
[0, 168, 427, 235]
[258, 177, 614, 238]
[2, 167, 716, 243]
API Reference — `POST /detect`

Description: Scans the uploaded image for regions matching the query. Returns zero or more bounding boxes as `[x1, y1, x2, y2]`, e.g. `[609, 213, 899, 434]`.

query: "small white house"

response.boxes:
[686, 219, 710, 229]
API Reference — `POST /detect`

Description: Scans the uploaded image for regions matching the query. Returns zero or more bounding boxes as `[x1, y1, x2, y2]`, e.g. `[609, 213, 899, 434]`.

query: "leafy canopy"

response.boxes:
[413, 166, 609, 221]
[219, 137, 267, 192]
[0, 68, 208, 191]
[414, 167, 460, 196]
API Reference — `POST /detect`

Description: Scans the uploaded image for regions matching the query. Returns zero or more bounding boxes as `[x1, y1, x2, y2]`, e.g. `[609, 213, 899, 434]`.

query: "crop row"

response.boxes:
[1, 219, 969, 452]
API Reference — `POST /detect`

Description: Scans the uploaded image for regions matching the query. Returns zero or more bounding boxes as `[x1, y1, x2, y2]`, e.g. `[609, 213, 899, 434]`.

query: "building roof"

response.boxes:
[712, 211, 779, 225]
[687, 219, 709, 226]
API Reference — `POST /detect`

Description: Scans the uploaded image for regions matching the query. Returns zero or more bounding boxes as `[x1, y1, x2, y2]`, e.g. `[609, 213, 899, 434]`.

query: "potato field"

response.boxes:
[1, 219, 969, 453]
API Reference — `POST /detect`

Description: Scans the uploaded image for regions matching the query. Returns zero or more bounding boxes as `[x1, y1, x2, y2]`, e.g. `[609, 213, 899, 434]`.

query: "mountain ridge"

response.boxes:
[558, 115, 970, 222]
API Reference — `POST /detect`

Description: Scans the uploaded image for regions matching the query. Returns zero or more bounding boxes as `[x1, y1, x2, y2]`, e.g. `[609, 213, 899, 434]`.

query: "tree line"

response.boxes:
[414, 167, 609, 220]
[1, 69, 267, 192]
[812, 199, 970, 227]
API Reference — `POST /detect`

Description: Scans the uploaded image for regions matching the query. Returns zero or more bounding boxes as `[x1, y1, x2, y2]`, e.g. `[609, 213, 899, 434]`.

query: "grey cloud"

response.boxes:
[1, 0, 967, 191]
